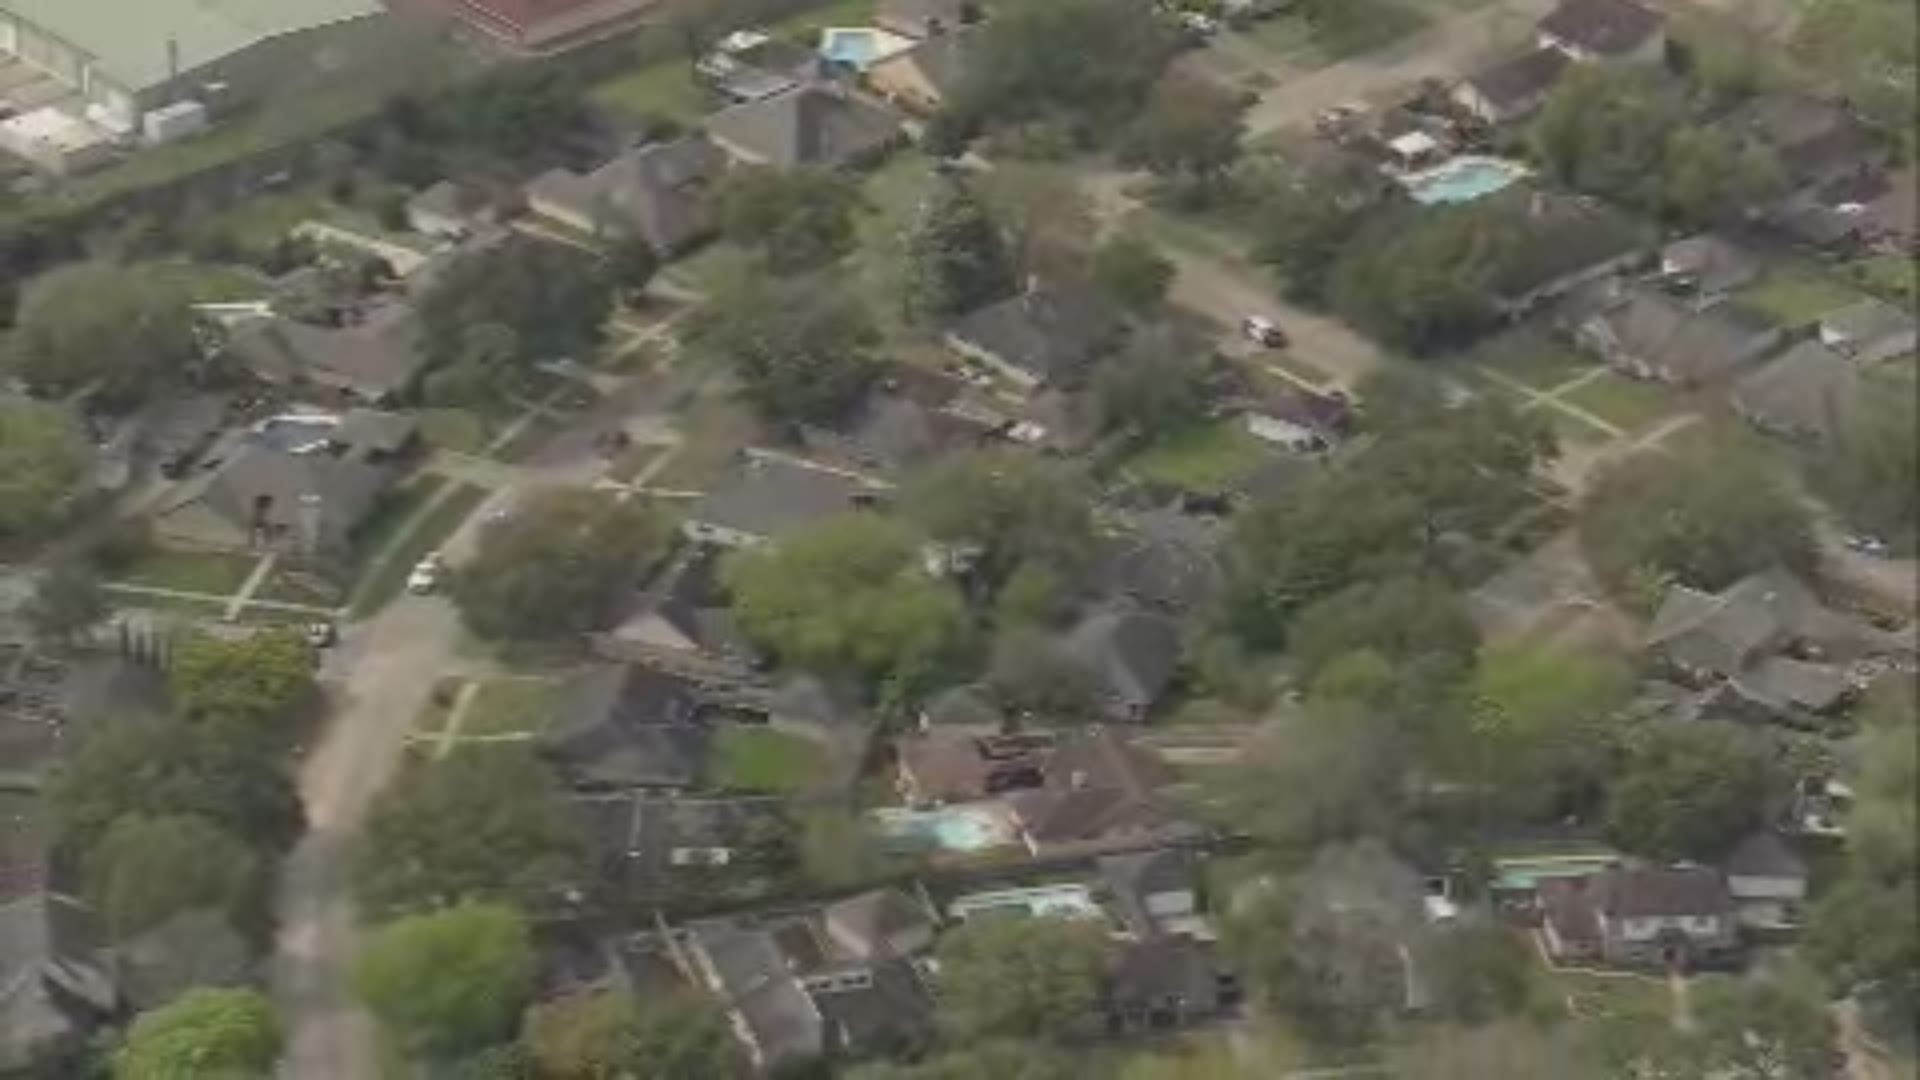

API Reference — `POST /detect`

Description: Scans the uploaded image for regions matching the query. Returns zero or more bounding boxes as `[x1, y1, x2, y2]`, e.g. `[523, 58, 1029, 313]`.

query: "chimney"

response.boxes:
[296, 493, 325, 558]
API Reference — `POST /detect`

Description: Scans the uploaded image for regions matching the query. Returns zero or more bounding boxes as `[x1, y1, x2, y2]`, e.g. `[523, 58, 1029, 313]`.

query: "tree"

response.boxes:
[685, 274, 880, 424]
[452, 490, 673, 642]
[798, 807, 897, 890]
[716, 167, 860, 274]
[948, 0, 1172, 146]
[1531, 65, 1684, 209]
[9, 262, 195, 405]
[0, 399, 91, 541]
[419, 239, 612, 374]
[724, 514, 969, 693]
[1326, 203, 1505, 352]
[1422, 925, 1532, 1024]
[1459, 641, 1633, 823]
[84, 813, 259, 942]
[25, 560, 105, 647]
[1092, 322, 1207, 437]
[1284, 577, 1479, 688]
[904, 174, 1016, 323]
[977, 163, 1097, 281]
[1809, 390, 1917, 550]
[353, 901, 535, 1056]
[1660, 126, 1783, 226]
[847, 1041, 1076, 1080]
[1605, 722, 1782, 861]
[1090, 234, 1174, 314]
[1122, 72, 1245, 203]
[114, 988, 281, 1080]
[424, 322, 528, 408]
[903, 448, 1096, 587]
[356, 745, 583, 916]
[1692, 976, 1842, 1079]
[168, 629, 314, 740]
[1579, 442, 1816, 600]
[933, 917, 1111, 1042]
[522, 989, 744, 1080]
[985, 627, 1100, 720]
[1252, 155, 1388, 303]
[605, 232, 660, 301]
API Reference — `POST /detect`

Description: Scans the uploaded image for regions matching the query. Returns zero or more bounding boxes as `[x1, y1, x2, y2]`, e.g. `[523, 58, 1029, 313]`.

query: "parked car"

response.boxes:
[305, 621, 338, 648]
[1243, 315, 1288, 347]
[406, 552, 446, 595]
[1844, 535, 1891, 557]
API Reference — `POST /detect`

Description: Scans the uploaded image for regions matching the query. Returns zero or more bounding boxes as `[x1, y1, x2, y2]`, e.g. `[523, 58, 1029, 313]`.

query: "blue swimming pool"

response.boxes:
[873, 805, 1013, 852]
[1402, 155, 1530, 205]
[949, 883, 1104, 922]
[818, 27, 915, 71]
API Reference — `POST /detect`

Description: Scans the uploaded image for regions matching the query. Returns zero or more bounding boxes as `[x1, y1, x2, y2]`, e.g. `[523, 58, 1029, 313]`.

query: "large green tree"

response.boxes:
[1691, 976, 1842, 1080]
[724, 514, 969, 693]
[1809, 390, 1917, 551]
[10, 262, 196, 405]
[1531, 65, 1685, 210]
[0, 399, 91, 541]
[452, 490, 673, 643]
[1252, 155, 1389, 303]
[168, 629, 314, 742]
[1605, 722, 1782, 861]
[418, 239, 612, 376]
[356, 745, 583, 916]
[1090, 234, 1175, 314]
[903, 448, 1096, 588]
[716, 166, 861, 275]
[1283, 576, 1479, 688]
[1122, 71, 1245, 203]
[933, 917, 1111, 1042]
[685, 274, 880, 425]
[1458, 641, 1634, 823]
[114, 988, 282, 1080]
[1092, 322, 1208, 438]
[977, 163, 1096, 281]
[521, 989, 744, 1080]
[947, 0, 1175, 146]
[84, 813, 259, 942]
[903, 174, 1015, 323]
[353, 901, 536, 1057]
[25, 560, 106, 647]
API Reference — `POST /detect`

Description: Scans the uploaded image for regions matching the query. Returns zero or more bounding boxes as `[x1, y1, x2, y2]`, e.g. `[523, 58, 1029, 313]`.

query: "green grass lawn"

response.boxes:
[109, 549, 262, 595]
[346, 482, 490, 619]
[1735, 265, 1865, 325]
[1545, 408, 1614, 448]
[102, 590, 233, 620]
[854, 155, 938, 335]
[461, 678, 563, 737]
[252, 566, 346, 608]
[412, 676, 470, 735]
[589, 62, 714, 123]
[490, 413, 563, 464]
[148, 259, 272, 302]
[1544, 967, 1672, 1024]
[1561, 372, 1679, 433]
[709, 727, 829, 793]
[649, 396, 764, 491]
[1246, 0, 1429, 63]
[1129, 421, 1273, 491]
[1469, 328, 1595, 392]
[1844, 253, 1918, 303]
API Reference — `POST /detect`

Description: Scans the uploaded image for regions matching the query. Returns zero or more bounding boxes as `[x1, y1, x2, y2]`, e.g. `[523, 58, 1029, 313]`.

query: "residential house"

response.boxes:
[1088, 509, 1225, 616]
[598, 544, 763, 677]
[524, 135, 726, 255]
[1002, 387, 1104, 454]
[1657, 234, 1759, 305]
[149, 410, 418, 556]
[135, 392, 231, 479]
[574, 792, 786, 902]
[945, 285, 1124, 392]
[800, 375, 995, 476]
[1540, 865, 1739, 969]
[1575, 282, 1782, 386]
[1722, 830, 1808, 932]
[704, 84, 905, 170]
[1099, 848, 1201, 939]
[1536, 0, 1665, 63]
[699, 30, 823, 103]
[1452, 48, 1570, 125]
[895, 732, 1044, 805]
[823, 887, 936, 961]
[684, 455, 891, 548]
[1730, 93, 1881, 189]
[867, 29, 972, 115]
[684, 921, 826, 1069]
[1731, 339, 1861, 444]
[0, 891, 115, 1072]
[1006, 729, 1199, 857]
[226, 304, 426, 404]
[1819, 299, 1917, 365]
[426, 0, 659, 53]
[1061, 607, 1181, 721]
[876, 0, 979, 38]
[1241, 385, 1354, 453]
[405, 180, 488, 240]
[1106, 937, 1231, 1034]
[1489, 191, 1652, 316]
[541, 664, 712, 791]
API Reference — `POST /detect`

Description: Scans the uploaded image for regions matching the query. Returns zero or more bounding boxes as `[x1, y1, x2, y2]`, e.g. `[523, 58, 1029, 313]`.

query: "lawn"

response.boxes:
[1735, 265, 1864, 325]
[252, 566, 347, 608]
[1128, 421, 1273, 491]
[412, 676, 470, 735]
[346, 482, 490, 618]
[589, 62, 713, 123]
[854, 156, 939, 335]
[148, 259, 272, 303]
[461, 678, 563, 737]
[1545, 408, 1614, 449]
[709, 727, 829, 793]
[648, 396, 764, 491]
[1844, 253, 1918, 303]
[490, 413, 563, 464]
[1469, 328, 1595, 392]
[1245, 0, 1430, 64]
[1543, 966, 1672, 1024]
[109, 549, 262, 596]
[1561, 372, 1679, 433]
[606, 443, 668, 484]
[344, 474, 449, 581]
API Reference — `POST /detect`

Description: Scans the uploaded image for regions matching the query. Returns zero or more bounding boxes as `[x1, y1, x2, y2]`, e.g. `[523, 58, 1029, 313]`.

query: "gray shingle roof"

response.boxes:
[1592, 866, 1732, 919]
[691, 457, 889, 542]
[543, 665, 710, 789]
[1538, 0, 1664, 55]
[1063, 608, 1181, 714]
[227, 306, 426, 400]
[1463, 47, 1569, 111]
[947, 287, 1123, 386]
[525, 135, 724, 254]
[705, 85, 904, 169]
[1821, 299, 1916, 358]
[1723, 830, 1807, 881]
[1732, 339, 1860, 443]
[1583, 284, 1781, 383]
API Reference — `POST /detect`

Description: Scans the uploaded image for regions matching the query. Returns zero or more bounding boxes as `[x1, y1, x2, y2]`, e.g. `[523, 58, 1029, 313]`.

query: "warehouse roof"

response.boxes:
[4, 0, 382, 94]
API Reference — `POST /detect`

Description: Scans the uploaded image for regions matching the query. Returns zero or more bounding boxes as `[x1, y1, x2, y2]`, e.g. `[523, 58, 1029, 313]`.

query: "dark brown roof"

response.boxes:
[1538, 0, 1663, 55]
[1592, 866, 1733, 919]
[525, 135, 725, 254]
[1722, 831, 1807, 880]
[1464, 47, 1569, 110]
[1044, 729, 1173, 796]
[706, 85, 904, 169]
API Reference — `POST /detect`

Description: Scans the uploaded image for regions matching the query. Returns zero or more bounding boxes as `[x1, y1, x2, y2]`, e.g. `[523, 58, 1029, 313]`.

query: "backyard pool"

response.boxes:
[1401, 155, 1530, 205]
[872, 804, 1014, 853]
[818, 27, 917, 71]
[949, 883, 1105, 922]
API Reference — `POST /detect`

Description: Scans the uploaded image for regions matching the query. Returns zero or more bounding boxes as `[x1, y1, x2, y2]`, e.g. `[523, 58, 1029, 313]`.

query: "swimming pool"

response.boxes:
[817, 27, 917, 72]
[251, 413, 341, 453]
[949, 883, 1104, 922]
[872, 804, 1014, 853]
[1400, 155, 1530, 205]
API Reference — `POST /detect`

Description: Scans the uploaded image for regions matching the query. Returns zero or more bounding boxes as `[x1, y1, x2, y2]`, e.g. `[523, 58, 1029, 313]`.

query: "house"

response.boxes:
[1731, 340, 1861, 444]
[895, 733, 1043, 805]
[1722, 830, 1808, 932]
[405, 180, 488, 240]
[1088, 509, 1225, 615]
[149, 410, 418, 556]
[684, 921, 827, 1069]
[135, 392, 231, 479]
[823, 888, 936, 960]
[1540, 865, 1739, 969]
[698, 30, 823, 102]
[1453, 48, 1570, 125]
[1002, 388, 1104, 454]
[1241, 386, 1353, 453]
[1099, 848, 1201, 938]
[916, 684, 1005, 731]
[1007, 729, 1198, 856]
[0, 891, 116, 1072]
[597, 544, 762, 676]
[524, 135, 726, 255]
[867, 29, 973, 115]
[1819, 299, 1917, 366]
[876, 0, 978, 38]
[541, 664, 712, 791]
[226, 305, 427, 404]
[1575, 282, 1782, 386]
[685, 455, 891, 548]
[1106, 937, 1231, 1034]
[1536, 0, 1665, 63]
[704, 84, 904, 170]
[1657, 235, 1759, 304]
[945, 286, 1124, 392]
[1729, 93, 1881, 189]
[573, 792, 786, 901]
[1489, 191, 1652, 316]
[1061, 607, 1181, 721]
[426, 0, 659, 53]
[800, 377, 995, 476]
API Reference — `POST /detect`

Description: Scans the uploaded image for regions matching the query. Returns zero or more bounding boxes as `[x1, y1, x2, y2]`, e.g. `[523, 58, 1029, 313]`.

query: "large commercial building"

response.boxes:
[0, 0, 388, 130]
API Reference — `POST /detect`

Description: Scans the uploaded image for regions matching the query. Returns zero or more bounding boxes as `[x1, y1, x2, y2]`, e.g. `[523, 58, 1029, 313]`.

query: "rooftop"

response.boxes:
[1538, 0, 1664, 56]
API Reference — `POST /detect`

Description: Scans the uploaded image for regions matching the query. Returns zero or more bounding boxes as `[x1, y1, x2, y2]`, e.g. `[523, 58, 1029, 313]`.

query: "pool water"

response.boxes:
[949, 883, 1104, 922]
[818, 27, 916, 71]
[873, 805, 1012, 852]
[1402, 155, 1530, 205]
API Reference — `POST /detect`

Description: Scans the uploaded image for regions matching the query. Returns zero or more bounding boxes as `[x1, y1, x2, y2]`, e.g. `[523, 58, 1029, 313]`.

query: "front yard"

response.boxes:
[1735, 265, 1865, 325]
[109, 549, 261, 595]
[1469, 328, 1595, 392]
[1128, 422, 1273, 491]
[1560, 372, 1681, 434]
[709, 727, 829, 793]
[461, 678, 564, 737]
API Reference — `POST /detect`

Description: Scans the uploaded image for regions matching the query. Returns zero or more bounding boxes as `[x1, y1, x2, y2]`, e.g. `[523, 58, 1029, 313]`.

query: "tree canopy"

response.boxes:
[685, 274, 880, 425]
[353, 901, 536, 1056]
[724, 514, 969, 694]
[25, 560, 105, 647]
[356, 745, 583, 916]
[168, 629, 314, 743]
[9, 262, 196, 406]
[418, 239, 612, 380]
[1252, 154, 1390, 303]
[114, 988, 282, 1080]
[1090, 234, 1175, 314]
[1092, 322, 1208, 438]
[452, 490, 674, 642]
[1809, 390, 1917, 551]
[903, 448, 1097, 588]
[1605, 722, 1782, 861]
[716, 167, 861, 275]
[0, 399, 92, 541]
[1122, 72, 1245, 204]
[945, 0, 1175, 147]
[521, 989, 744, 1080]
[1284, 576, 1479, 688]
[904, 174, 1016, 323]
[932, 917, 1111, 1042]
[84, 812, 259, 943]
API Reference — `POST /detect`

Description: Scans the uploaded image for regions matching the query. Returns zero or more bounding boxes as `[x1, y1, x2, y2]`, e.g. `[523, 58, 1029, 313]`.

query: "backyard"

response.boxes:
[1127, 421, 1273, 492]
[1560, 372, 1681, 434]
[1735, 265, 1866, 325]
[709, 727, 829, 793]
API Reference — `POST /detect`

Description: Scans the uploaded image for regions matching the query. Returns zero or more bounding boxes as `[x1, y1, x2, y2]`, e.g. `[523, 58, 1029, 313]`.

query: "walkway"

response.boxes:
[1477, 365, 1626, 439]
